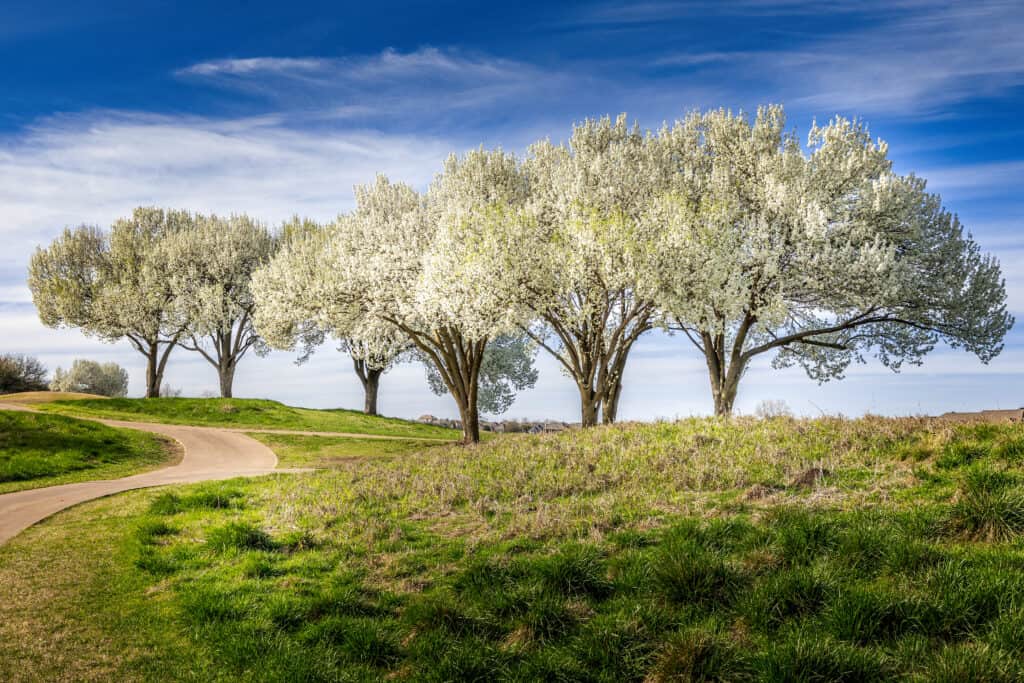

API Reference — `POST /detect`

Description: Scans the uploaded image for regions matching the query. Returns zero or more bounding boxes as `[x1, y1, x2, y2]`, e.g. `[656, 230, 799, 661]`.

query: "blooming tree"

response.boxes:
[500, 115, 671, 426]
[162, 213, 276, 398]
[252, 217, 413, 415]
[648, 106, 1012, 415]
[29, 208, 192, 397]
[257, 152, 525, 443]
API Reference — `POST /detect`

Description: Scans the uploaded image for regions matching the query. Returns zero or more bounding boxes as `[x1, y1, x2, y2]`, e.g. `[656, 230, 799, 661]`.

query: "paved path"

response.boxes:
[0, 414, 285, 545]
[0, 404, 456, 545]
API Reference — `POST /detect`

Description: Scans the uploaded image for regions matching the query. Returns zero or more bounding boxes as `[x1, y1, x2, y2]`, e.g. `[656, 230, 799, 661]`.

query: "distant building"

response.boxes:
[938, 409, 1024, 423]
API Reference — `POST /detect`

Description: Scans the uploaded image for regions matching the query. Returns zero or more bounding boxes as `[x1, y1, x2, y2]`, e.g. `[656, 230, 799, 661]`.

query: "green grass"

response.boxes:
[5, 416, 1024, 680]
[247, 433, 446, 468]
[38, 397, 459, 439]
[0, 411, 177, 494]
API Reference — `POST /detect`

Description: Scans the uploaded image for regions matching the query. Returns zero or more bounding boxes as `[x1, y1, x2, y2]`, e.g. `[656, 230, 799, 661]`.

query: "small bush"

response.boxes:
[0, 353, 47, 394]
[50, 359, 128, 397]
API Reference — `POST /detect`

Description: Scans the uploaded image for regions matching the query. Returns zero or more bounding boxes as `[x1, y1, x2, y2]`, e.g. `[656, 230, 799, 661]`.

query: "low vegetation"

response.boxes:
[0, 390, 108, 404]
[4, 416, 1024, 680]
[247, 433, 447, 469]
[50, 358, 130, 397]
[37, 397, 459, 439]
[0, 411, 177, 494]
[0, 354, 48, 394]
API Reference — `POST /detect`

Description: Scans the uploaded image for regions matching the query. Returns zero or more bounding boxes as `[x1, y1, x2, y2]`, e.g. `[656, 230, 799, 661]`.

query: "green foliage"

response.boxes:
[49, 359, 129, 397]
[0, 353, 48, 394]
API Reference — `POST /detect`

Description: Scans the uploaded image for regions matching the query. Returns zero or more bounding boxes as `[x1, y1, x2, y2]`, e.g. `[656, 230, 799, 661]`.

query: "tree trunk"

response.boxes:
[580, 387, 600, 428]
[363, 368, 381, 415]
[218, 361, 235, 398]
[144, 345, 161, 398]
[457, 396, 481, 444]
[603, 379, 622, 424]
[708, 367, 740, 416]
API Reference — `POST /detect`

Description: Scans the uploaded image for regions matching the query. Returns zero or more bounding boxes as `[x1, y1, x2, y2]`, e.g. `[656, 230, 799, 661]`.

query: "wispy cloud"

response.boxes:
[915, 160, 1024, 200]
[0, 112, 456, 302]
[177, 57, 327, 77]
[174, 48, 569, 131]
[638, 1, 1024, 116]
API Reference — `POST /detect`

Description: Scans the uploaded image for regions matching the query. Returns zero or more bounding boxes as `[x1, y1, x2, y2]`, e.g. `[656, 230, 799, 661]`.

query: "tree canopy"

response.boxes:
[29, 208, 192, 397]
[163, 213, 276, 397]
[645, 106, 1011, 414]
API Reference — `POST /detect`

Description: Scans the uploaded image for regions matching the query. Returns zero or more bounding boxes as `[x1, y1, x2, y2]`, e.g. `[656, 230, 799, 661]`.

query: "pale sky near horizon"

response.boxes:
[2, 0, 1023, 420]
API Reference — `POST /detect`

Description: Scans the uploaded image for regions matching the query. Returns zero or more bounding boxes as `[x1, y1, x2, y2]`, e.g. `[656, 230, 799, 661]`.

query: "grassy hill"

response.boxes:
[2, 416, 1024, 680]
[36, 397, 459, 440]
[0, 390, 109, 404]
[0, 411, 177, 494]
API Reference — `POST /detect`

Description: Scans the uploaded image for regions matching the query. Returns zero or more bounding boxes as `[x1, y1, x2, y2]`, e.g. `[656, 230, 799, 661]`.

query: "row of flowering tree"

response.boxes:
[252, 106, 1011, 442]
[29, 106, 1012, 441]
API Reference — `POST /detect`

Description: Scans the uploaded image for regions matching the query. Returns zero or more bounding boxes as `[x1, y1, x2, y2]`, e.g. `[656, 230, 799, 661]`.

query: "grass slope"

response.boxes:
[0, 390, 108, 404]
[247, 433, 446, 468]
[38, 397, 459, 439]
[4, 417, 1024, 680]
[0, 411, 177, 494]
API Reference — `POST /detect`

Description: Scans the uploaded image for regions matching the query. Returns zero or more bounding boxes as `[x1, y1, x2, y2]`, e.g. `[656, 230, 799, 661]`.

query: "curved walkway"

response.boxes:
[0, 414, 284, 545]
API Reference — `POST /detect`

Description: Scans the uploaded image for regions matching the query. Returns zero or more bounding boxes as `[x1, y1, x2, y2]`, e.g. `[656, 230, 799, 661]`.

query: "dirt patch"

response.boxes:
[788, 467, 830, 488]
[743, 483, 783, 500]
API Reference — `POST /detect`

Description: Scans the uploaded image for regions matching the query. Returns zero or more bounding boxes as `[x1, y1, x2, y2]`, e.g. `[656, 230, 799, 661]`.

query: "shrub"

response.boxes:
[50, 359, 128, 397]
[0, 353, 47, 394]
[754, 399, 793, 419]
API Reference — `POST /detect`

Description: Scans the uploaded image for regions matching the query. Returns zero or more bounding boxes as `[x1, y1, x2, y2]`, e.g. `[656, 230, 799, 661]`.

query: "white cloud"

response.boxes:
[174, 48, 568, 127]
[177, 57, 327, 78]
[913, 161, 1024, 200]
[0, 111, 453, 245]
[645, 1, 1024, 116]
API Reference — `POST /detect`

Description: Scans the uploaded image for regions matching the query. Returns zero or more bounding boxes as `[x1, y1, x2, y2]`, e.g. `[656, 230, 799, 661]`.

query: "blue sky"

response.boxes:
[2, 0, 1023, 420]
